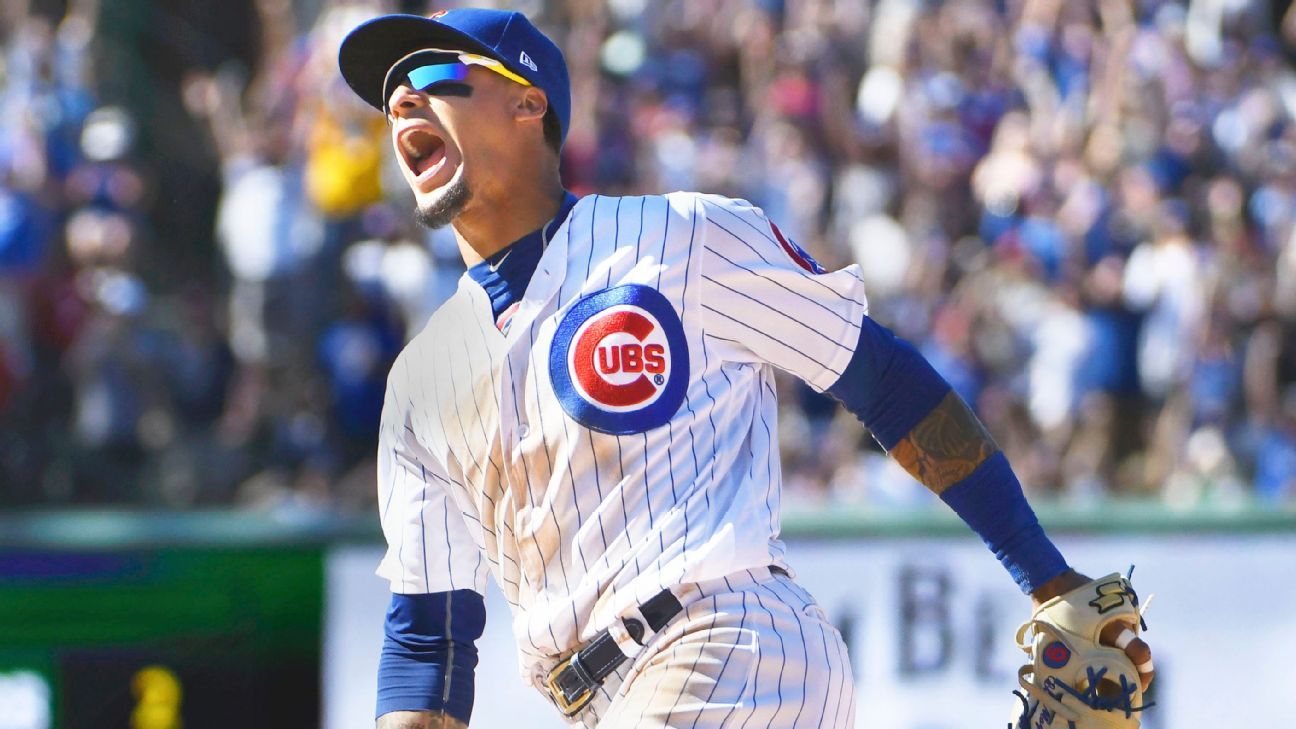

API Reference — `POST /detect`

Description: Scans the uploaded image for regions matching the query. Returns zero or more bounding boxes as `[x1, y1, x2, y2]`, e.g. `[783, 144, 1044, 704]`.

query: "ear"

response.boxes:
[515, 86, 549, 124]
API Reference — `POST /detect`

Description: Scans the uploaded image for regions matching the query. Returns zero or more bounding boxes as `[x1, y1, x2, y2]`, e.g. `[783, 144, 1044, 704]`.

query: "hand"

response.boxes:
[1031, 569, 1155, 691]
[1029, 568, 1090, 606]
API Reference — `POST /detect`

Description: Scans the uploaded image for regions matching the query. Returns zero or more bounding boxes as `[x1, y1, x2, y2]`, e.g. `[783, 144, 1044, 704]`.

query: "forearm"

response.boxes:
[377, 710, 468, 729]
[888, 390, 996, 492]
[826, 316, 1068, 593]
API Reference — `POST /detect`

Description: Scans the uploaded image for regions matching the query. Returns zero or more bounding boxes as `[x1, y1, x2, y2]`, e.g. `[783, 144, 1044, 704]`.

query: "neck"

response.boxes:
[451, 165, 565, 267]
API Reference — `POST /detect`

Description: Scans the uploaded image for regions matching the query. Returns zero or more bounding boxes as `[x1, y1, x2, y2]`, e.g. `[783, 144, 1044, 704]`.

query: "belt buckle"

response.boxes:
[546, 654, 596, 717]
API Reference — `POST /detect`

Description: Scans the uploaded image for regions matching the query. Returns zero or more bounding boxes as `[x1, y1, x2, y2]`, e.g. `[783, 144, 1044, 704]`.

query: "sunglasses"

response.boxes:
[383, 49, 532, 115]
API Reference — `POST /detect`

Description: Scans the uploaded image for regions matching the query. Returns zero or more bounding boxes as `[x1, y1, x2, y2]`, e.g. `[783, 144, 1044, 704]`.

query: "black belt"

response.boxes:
[545, 566, 790, 716]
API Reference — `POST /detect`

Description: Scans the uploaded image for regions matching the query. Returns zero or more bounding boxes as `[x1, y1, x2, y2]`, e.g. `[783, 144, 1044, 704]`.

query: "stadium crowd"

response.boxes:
[1, 0, 1294, 511]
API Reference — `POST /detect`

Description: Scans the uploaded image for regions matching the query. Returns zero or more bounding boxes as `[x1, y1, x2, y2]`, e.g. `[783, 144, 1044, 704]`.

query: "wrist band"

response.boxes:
[1135, 658, 1154, 674]
[1114, 628, 1137, 651]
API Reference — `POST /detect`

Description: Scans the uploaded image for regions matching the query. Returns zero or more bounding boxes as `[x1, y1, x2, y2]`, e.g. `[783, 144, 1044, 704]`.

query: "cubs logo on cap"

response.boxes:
[550, 285, 689, 435]
[770, 220, 826, 274]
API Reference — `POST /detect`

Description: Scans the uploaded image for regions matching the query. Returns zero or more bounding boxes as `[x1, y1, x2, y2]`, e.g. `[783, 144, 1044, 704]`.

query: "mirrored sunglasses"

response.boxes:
[384, 49, 533, 115]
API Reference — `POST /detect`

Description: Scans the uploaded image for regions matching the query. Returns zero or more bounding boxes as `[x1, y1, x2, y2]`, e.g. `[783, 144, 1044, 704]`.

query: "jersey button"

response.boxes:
[518, 423, 530, 438]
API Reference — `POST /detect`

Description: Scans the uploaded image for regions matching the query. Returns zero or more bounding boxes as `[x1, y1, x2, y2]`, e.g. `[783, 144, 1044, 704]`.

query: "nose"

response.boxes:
[386, 83, 427, 118]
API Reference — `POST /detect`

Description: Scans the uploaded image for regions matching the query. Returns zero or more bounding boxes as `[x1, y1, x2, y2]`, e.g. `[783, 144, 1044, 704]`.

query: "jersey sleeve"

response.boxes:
[697, 196, 869, 391]
[376, 355, 488, 596]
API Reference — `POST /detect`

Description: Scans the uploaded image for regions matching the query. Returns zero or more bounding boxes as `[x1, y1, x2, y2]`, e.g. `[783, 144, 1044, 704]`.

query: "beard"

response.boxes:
[413, 166, 471, 229]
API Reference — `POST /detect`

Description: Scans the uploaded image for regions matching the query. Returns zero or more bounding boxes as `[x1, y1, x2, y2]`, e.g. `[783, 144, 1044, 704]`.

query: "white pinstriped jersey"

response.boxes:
[376, 191, 869, 686]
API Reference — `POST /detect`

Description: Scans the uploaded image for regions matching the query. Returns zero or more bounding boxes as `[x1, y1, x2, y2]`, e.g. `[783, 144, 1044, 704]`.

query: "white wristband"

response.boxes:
[1135, 658, 1154, 674]
[1114, 628, 1137, 651]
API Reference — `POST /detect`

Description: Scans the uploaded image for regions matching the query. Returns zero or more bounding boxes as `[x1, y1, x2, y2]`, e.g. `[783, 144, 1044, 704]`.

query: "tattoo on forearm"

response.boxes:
[888, 391, 998, 494]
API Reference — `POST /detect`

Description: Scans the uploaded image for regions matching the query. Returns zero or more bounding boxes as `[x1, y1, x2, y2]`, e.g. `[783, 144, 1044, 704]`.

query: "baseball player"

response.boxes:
[336, 8, 1156, 729]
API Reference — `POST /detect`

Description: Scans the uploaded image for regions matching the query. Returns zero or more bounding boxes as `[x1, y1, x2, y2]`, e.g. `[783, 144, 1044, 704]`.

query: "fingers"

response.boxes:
[1099, 619, 1155, 690]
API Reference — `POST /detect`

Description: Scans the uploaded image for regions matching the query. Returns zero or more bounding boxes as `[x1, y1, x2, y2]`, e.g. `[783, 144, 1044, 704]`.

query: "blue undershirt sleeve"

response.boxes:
[376, 589, 486, 723]
[825, 316, 1069, 593]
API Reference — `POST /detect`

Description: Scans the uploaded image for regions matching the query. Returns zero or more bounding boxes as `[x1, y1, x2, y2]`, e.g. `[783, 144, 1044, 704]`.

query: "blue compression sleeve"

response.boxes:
[826, 316, 1068, 593]
[939, 453, 1067, 592]
[376, 590, 486, 723]
[824, 317, 948, 450]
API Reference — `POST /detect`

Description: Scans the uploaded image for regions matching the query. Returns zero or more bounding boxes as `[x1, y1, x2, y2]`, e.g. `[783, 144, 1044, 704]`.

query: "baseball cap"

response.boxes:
[338, 8, 571, 145]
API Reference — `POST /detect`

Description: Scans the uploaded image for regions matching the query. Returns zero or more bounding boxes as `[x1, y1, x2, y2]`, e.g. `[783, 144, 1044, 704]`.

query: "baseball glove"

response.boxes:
[1009, 570, 1152, 729]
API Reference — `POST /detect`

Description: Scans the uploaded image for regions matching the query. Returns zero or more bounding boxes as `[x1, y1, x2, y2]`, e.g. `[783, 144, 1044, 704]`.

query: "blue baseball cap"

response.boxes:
[338, 8, 571, 145]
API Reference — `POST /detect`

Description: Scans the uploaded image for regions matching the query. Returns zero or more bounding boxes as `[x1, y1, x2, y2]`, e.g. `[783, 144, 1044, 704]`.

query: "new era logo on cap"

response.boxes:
[519, 50, 538, 72]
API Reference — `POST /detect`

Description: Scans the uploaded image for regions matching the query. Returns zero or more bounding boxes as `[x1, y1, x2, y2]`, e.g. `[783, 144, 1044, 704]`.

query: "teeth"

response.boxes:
[396, 128, 438, 160]
[402, 133, 426, 159]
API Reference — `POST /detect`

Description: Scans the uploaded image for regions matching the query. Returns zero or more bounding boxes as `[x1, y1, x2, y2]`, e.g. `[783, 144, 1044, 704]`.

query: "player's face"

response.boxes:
[386, 60, 524, 228]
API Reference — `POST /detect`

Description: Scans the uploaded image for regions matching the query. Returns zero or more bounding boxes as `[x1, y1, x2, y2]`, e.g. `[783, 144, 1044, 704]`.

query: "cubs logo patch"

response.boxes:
[769, 220, 826, 274]
[550, 285, 689, 435]
[1042, 641, 1071, 669]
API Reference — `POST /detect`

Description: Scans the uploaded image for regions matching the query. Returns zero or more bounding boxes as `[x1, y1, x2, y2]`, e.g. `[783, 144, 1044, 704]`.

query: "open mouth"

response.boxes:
[398, 127, 448, 179]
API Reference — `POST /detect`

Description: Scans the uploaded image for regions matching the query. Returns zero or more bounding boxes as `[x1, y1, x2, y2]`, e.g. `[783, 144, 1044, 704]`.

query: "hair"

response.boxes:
[542, 108, 562, 155]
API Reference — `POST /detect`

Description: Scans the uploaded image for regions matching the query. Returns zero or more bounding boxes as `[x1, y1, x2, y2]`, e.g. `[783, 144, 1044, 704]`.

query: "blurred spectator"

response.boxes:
[2, 0, 1295, 510]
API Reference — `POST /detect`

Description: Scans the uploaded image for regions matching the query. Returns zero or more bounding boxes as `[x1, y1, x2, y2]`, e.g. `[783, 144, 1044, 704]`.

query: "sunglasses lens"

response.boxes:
[406, 62, 470, 92]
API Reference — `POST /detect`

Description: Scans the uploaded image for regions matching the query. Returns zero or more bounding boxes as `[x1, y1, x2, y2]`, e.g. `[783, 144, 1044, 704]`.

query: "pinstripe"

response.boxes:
[585, 194, 599, 284]
[463, 291, 531, 599]
[649, 197, 673, 593]
[578, 195, 610, 554]
[812, 600, 841, 729]
[440, 488, 454, 590]
[546, 374, 592, 574]
[608, 197, 636, 572]
[827, 610, 851, 729]
[738, 592, 766, 729]
[701, 304, 844, 377]
[739, 590, 785, 729]
[396, 455, 407, 592]
[455, 339, 501, 513]
[503, 325, 564, 652]
[631, 196, 661, 593]
[434, 333, 482, 594]
[631, 600, 698, 727]
[693, 591, 750, 729]
[419, 464, 432, 591]
[700, 243, 862, 331]
[608, 197, 621, 289]
[521, 289, 586, 585]
[635, 196, 645, 258]
[672, 201, 704, 573]
[704, 201, 858, 305]
[381, 440, 398, 522]
[373, 194, 866, 723]
[759, 377, 782, 538]
[756, 376, 772, 537]
[524, 309, 584, 641]
[444, 337, 500, 523]
[442, 349, 480, 484]
[656, 195, 668, 289]
[766, 582, 810, 726]
[763, 579, 814, 727]
[661, 598, 724, 725]
[702, 269, 855, 349]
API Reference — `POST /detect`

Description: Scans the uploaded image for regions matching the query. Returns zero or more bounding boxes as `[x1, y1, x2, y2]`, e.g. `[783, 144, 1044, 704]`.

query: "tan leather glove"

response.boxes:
[1010, 572, 1152, 729]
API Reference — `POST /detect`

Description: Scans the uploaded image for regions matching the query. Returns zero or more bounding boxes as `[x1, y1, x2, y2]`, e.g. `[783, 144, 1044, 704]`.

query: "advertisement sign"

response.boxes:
[326, 535, 1296, 728]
